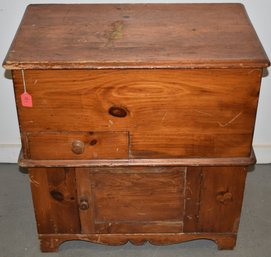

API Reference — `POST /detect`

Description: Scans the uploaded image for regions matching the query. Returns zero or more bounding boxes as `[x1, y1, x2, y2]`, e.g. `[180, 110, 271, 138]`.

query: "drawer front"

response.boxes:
[27, 131, 129, 159]
[14, 69, 261, 158]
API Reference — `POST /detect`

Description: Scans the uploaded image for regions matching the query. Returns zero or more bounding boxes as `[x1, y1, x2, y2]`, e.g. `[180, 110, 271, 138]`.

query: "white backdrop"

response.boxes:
[0, 0, 270, 163]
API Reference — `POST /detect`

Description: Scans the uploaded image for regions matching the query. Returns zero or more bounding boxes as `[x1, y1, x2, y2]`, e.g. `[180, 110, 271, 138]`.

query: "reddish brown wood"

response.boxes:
[3, 4, 269, 69]
[40, 237, 61, 252]
[184, 167, 202, 232]
[29, 168, 80, 234]
[94, 221, 183, 234]
[38, 233, 237, 252]
[75, 168, 95, 233]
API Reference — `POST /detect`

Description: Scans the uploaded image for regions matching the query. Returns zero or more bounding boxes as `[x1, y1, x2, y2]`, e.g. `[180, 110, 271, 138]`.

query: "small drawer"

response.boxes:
[26, 131, 129, 160]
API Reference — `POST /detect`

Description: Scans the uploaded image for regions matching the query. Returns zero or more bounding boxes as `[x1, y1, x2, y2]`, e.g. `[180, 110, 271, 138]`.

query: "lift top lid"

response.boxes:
[3, 3, 270, 69]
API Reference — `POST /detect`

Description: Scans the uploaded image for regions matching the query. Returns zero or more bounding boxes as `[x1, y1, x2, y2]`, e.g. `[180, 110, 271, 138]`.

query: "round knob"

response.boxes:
[108, 106, 127, 118]
[79, 198, 89, 210]
[71, 140, 85, 154]
[216, 191, 233, 204]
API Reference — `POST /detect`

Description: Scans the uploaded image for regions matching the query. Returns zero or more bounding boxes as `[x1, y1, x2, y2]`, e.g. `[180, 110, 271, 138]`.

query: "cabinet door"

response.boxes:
[75, 167, 185, 233]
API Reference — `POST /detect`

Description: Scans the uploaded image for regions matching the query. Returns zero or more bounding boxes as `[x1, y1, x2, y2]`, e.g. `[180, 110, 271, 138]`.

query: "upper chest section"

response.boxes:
[3, 4, 270, 160]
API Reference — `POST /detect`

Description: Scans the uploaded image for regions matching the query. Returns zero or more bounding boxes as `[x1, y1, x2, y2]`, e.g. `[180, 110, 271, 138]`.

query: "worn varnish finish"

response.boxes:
[183, 167, 202, 232]
[3, 4, 269, 69]
[3, 3, 269, 252]
[183, 167, 247, 233]
[92, 168, 184, 222]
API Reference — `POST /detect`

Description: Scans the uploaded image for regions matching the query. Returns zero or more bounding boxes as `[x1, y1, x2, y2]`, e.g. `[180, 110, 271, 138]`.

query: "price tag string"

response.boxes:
[20, 70, 33, 107]
[22, 69, 27, 93]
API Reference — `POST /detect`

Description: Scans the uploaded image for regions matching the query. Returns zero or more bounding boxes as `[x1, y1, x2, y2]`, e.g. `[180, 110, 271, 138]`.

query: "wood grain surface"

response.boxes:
[93, 169, 184, 222]
[13, 68, 261, 158]
[75, 168, 95, 233]
[3, 4, 269, 69]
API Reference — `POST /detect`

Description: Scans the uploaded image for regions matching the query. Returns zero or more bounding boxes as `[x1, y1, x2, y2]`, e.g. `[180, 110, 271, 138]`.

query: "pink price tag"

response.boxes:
[21, 92, 33, 107]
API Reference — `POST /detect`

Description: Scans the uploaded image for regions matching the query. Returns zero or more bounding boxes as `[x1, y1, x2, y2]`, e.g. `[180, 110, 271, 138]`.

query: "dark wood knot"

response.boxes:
[108, 106, 128, 118]
[216, 191, 233, 205]
[90, 139, 97, 145]
[50, 190, 64, 201]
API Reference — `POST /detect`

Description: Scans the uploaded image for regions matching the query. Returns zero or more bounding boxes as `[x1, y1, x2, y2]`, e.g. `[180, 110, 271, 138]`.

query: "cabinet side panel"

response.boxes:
[198, 167, 247, 233]
[29, 168, 80, 234]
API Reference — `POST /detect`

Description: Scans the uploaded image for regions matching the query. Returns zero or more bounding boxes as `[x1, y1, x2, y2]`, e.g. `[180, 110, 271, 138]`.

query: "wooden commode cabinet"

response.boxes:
[3, 4, 269, 252]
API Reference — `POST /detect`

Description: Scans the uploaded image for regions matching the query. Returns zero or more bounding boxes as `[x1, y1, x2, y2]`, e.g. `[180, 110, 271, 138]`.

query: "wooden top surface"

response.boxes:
[3, 4, 270, 69]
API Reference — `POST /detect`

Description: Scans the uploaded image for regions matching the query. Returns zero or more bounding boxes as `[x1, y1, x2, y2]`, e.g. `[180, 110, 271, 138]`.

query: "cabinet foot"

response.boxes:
[215, 235, 237, 250]
[40, 238, 64, 252]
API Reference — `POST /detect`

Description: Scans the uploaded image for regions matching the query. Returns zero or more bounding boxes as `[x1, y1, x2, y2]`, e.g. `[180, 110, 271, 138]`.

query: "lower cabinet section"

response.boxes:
[28, 165, 247, 251]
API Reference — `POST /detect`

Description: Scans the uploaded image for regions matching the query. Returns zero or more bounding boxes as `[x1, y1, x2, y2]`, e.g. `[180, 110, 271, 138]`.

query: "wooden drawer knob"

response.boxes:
[108, 106, 127, 118]
[71, 140, 85, 154]
[79, 198, 89, 210]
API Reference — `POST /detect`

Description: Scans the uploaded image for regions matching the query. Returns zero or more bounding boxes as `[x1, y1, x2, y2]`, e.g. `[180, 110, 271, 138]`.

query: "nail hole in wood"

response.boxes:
[90, 139, 97, 145]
